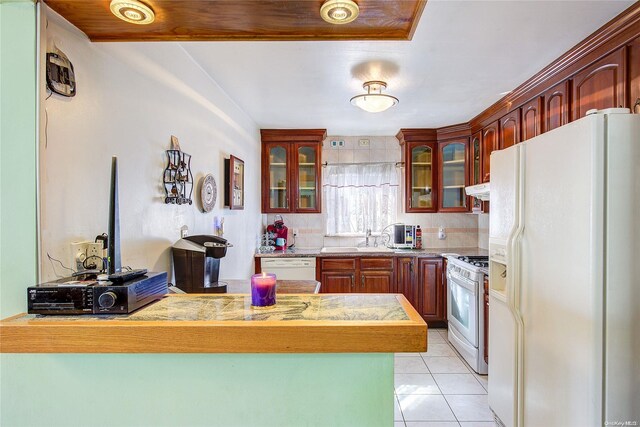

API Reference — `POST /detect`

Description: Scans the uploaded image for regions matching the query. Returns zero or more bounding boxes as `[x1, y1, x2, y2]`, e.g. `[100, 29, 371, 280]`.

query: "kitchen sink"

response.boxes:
[357, 247, 393, 253]
[320, 246, 393, 253]
[320, 247, 358, 253]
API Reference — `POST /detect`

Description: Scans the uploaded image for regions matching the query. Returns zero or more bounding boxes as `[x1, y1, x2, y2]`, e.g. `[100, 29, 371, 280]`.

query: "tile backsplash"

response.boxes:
[263, 135, 482, 249]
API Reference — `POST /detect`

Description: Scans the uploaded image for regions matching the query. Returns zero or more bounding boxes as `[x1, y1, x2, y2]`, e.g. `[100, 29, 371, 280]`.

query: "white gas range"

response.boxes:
[445, 255, 489, 375]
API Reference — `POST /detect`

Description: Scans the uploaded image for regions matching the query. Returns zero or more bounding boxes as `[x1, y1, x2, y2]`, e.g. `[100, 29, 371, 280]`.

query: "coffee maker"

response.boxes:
[172, 235, 232, 293]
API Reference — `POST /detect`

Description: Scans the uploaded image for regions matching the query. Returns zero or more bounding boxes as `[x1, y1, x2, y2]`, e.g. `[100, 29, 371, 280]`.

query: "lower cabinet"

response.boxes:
[316, 255, 448, 326]
[394, 256, 447, 326]
[360, 270, 393, 293]
[417, 258, 447, 325]
[396, 257, 418, 308]
[319, 257, 393, 294]
[321, 271, 355, 293]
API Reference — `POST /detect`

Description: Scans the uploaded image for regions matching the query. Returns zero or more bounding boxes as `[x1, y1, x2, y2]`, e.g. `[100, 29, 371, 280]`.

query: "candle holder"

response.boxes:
[251, 273, 277, 308]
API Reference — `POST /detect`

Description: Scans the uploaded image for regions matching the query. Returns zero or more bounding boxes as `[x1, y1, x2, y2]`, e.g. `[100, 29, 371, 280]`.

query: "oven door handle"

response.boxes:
[447, 271, 477, 294]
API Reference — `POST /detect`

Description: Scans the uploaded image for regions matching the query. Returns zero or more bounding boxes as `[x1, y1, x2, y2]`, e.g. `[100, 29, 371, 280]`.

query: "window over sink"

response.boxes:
[323, 163, 398, 235]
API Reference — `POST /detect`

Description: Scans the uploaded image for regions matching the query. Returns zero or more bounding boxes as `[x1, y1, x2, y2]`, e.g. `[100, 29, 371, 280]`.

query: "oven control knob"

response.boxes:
[98, 291, 117, 309]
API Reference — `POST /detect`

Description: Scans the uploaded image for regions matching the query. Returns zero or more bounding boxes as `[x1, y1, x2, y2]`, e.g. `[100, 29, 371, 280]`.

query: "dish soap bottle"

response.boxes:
[415, 225, 422, 249]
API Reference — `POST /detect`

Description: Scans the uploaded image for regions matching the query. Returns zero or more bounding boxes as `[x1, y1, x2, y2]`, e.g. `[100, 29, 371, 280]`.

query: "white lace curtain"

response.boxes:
[323, 163, 398, 235]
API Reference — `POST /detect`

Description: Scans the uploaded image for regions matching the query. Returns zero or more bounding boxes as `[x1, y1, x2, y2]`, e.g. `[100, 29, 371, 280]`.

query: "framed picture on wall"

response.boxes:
[224, 155, 244, 210]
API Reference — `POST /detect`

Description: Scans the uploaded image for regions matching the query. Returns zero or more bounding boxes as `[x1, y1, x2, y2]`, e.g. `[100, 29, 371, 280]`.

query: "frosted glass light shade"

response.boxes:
[350, 81, 399, 113]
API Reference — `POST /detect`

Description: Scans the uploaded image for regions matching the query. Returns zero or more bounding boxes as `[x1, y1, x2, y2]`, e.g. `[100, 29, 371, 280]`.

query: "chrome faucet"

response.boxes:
[365, 228, 372, 247]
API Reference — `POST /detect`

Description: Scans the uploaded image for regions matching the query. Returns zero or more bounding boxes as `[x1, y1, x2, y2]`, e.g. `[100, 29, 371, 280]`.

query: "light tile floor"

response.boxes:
[394, 328, 496, 427]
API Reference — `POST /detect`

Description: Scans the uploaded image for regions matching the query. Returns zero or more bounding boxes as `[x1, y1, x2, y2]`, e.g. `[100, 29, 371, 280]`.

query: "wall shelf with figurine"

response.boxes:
[163, 136, 193, 205]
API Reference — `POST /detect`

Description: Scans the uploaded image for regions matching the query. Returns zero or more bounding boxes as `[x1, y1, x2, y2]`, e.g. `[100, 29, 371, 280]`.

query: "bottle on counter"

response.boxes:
[415, 225, 422, 249]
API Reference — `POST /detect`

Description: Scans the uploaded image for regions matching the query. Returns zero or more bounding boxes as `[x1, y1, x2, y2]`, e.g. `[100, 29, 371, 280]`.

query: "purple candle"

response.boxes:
[251, 273, 277, 307]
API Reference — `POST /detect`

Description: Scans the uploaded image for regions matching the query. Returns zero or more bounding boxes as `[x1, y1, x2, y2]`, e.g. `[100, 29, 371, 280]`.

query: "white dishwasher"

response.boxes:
[259, 258, 316, 280]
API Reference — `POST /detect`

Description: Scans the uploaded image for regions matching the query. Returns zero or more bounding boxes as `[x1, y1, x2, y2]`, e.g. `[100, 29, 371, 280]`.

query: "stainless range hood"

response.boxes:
[465, 183, 490, 201]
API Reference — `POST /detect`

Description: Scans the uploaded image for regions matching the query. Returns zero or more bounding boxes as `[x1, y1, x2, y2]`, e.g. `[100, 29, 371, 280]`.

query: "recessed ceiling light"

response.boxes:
[350, 81, 399, 113]
[110, 0, 155, 25]
[320, 0, 359, 25]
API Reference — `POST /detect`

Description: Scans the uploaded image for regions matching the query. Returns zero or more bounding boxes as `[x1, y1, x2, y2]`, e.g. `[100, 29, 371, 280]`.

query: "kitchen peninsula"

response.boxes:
[0, 293, 426, 426]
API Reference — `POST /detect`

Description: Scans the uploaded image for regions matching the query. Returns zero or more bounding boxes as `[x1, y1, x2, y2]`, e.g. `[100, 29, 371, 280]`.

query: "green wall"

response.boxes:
[1, 353, 394, 426]
[0, 1, 38, 318]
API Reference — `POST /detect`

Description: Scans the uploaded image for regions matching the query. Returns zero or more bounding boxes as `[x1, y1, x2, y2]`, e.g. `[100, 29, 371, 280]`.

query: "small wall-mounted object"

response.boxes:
[46, 49, 76, 97]
[199, 174, 217, 213]
[163, 136, 193, 205]
[224, 155, 244, 210]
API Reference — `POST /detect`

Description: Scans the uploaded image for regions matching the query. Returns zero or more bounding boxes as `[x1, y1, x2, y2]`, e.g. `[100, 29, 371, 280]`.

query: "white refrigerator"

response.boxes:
[488, 109, 640, 427]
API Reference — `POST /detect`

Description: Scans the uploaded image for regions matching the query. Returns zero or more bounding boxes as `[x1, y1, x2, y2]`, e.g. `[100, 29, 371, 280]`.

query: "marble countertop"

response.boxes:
[0, 294, 427, 353]
[189, 279, 321, 294]
[255, 247, 488, 258]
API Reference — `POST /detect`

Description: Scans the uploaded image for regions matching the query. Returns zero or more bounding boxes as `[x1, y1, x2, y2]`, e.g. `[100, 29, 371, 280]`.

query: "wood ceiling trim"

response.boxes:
[43, 0, 428, 42]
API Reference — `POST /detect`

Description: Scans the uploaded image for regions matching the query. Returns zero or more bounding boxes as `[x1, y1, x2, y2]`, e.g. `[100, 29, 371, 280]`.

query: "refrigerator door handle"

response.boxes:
[507, 145, 527, 427]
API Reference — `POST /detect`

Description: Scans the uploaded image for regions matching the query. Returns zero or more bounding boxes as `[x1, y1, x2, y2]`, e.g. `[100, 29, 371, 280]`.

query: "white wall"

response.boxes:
[39, 8, 261, 282]
[268, 135, 479, 249]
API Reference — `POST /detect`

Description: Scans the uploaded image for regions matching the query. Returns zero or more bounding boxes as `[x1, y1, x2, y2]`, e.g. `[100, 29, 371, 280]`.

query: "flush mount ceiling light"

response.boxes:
[320, 0, 359, 25]
[110, 0, 155, 25]
[350, 81, 399, 113]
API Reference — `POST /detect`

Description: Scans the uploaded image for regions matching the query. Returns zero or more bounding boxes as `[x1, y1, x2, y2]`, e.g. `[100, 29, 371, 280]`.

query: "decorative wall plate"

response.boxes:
[200, 174, 217, 212]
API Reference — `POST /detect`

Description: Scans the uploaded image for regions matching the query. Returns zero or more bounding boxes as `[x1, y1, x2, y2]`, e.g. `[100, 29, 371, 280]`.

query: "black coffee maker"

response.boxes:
[172, 235, 232, 293]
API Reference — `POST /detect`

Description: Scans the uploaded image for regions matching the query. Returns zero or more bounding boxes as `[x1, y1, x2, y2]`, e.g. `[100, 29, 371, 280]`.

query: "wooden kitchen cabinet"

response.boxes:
[481, 120, 499, 183]
[319, 257, 393, 294]
[321, 271, 355, 293]
[260, 129, 326, 214]
[521, 96, 543, 141]
[396, 257, 418, 310]
[438, 139, 469, 212]
[417, 258, 446, 325]
[360, 270, 394, 293]
[571, 47, 626, 121]
[397, 129, 439, 213]
[499, 109, 521, 149]
[543, 80, 570, 132]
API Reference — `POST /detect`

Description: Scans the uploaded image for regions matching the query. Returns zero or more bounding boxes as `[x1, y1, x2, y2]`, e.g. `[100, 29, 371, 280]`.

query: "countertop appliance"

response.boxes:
[392, 224, 416, 249]
[446, 255, 489, 374]
[27, 272, 168, 315]
[173, 235, 232, 293]
[488, 109, 639, 426]
[259, 257, 316, 280]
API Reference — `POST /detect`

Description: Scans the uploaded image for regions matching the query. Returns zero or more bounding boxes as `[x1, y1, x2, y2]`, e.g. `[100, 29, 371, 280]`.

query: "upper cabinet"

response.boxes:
[572, 47, 626, 121]
[438, 139, 469, 212]
[261, 129, 326, 214]
[499, 109, 521, 150]
[397, 129, 438, 213]
[521, 97, 543, 141]
[543, 80, 570, 132]
[482, 121, 499, 183]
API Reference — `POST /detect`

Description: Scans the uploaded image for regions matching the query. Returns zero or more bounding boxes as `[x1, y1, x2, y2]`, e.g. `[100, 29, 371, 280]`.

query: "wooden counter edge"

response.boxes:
[0, 294, 427, 354]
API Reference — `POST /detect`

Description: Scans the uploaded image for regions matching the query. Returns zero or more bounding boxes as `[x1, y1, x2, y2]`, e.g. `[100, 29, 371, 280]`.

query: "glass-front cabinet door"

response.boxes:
[264, 143, 290, 212]
[439, 139, 469, 212]
[261, 130, 325, 213]
[294, 144, 320, 212]
[405, 141, 438, 213]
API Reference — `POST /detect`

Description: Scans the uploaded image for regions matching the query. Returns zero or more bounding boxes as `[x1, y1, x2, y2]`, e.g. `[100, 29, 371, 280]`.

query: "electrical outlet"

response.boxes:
[70, 241, 91, 271]
[438, 227, 447, 240]
[358, 139, 370, 147]
[86, 243, 103, 270]
[292, 228, 299, 237]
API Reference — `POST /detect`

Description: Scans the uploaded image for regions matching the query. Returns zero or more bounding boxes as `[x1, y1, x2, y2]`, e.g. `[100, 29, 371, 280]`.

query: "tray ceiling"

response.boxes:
[43, 0, 427, 41]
